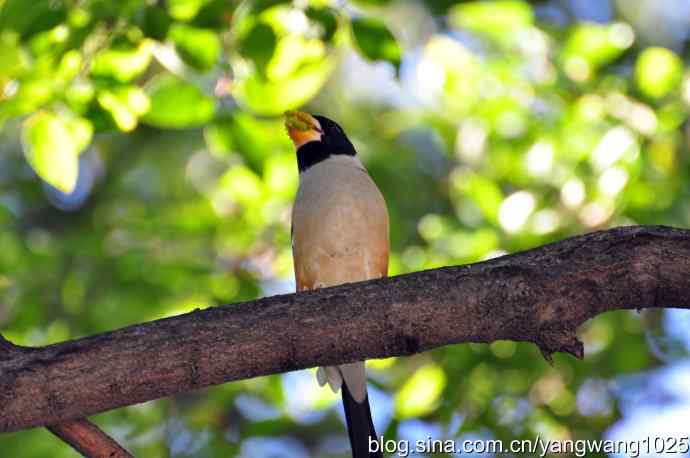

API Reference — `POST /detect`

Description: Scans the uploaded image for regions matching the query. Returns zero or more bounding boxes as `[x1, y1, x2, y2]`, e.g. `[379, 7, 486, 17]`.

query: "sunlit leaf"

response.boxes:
[351, 17, 401, 71]
[63, 115, 94, 154]
[235, 63, 333, 116]
[267, 35, 325, 81]
[449, 0, 532, 43]
[367, 357, 397, 371]
[234, 34, 334, 116]
[91, 42, 152, 82]
[218, 165, 264, 207]
[55, 50, 82, 83]
[0, 32, 28, 79]
[0, 78, 53, 121]
[635, 47, 682, 99]
[21, 111, 93, 193]
[264, 154, 298, 199]
[167, 0, 210, 21]
[26, 23, 70, 56]
[395, 364, 446, 418]
[422, 35, 479, 113]
[560, 23, 633, 81]
[98, 86, 150, 132]
[65, 80, 95, 112]
[657, 101, 687, 132]
[170, 23, 221, 70]
[143, 75, 215, 128]
[647, 134, 676, 175]
[466, 175, 503, 224]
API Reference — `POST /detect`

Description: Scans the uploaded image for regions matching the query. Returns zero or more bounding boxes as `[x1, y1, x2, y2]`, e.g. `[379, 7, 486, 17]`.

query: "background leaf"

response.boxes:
[170, 23, 221, 71]
[167, 0, 211, 21]
[351, 17, 402, 71]
[237, 21, 277, 73]
[21, 111, 92, 193]
[635, 47, 683, 99]
[91, 42, 153, 83]
[142, 75, 215, 129]
[449, 0, 533, 44]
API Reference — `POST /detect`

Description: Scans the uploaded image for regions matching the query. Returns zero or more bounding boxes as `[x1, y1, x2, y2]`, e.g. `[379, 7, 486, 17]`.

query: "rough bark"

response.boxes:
[47, 419, 133, 458]
[1, 225, 689, 434]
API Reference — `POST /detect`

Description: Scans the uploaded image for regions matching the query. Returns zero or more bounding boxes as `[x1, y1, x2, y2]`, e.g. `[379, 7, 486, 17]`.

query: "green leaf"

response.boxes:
[0, 0, 66, 39]
[238, 21, 277, 73]
[233, 31, 334, 115]
[0, 78, 53, 121]
[395, 364, 446, 418]
[193, 0, 237, 29]
[65, 80, 95, 112]
[466, 175, 503, 224]
[0, 32, 28, 79]
[97, 85, 150, 132]
[204, 118, 236, 155]
[351, 17, 401, 71]
[560, 23, 633, 80]
[306, 7, 338, 42]
[140, 6, 171, 40]
[142, 75, 215, 129]
[63, 115, 94, 154]
[170, 23, 221, 70]
[91, 42, 152, 82]
[635, 47, 682, 99]
[235, 59, 333, 116]
[449, 0, 533, 42]
[55, 50, 83, 83]
[21, 111, 93, 193]
[167, 0, 210, 21]
[204, 112, 291, 169]
[218, 165, 264, 206]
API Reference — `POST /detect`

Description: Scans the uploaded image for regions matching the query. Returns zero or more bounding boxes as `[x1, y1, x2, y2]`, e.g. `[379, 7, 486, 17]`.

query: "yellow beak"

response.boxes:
[285, 110, 322, 148]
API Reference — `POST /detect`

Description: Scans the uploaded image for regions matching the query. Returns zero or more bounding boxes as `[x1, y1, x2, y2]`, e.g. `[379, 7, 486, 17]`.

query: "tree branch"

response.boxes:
[0, 339, 134, 455]
[48, 419, 133, 458]
[1, 225, 689, 433]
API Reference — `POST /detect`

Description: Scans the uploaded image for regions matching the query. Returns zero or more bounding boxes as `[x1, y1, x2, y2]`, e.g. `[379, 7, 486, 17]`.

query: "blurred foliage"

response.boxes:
[1, 0, 690, 457]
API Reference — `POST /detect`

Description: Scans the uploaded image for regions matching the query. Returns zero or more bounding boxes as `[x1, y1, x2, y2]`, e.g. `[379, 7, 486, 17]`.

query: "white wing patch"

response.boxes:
[316, 366, 343, 392]
[316, 362, 367, 403]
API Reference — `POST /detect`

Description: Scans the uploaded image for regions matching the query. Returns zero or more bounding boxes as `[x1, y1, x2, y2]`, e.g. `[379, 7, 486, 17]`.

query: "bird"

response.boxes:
[285, 110, 389, 458]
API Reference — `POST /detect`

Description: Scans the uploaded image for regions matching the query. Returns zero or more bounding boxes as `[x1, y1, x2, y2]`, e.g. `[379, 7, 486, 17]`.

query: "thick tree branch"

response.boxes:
[48, 419, 133, 458]
[1, 225, 689, 433]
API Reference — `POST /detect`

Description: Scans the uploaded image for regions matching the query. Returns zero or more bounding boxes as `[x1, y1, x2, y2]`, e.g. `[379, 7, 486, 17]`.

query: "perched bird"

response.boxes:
[286, 111, 389, 458]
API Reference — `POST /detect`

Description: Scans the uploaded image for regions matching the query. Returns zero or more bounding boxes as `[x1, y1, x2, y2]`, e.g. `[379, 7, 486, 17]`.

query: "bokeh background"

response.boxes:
[1, 0, 690, 456]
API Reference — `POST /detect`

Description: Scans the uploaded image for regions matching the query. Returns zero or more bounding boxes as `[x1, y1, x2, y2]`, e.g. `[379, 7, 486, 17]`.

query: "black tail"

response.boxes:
[342, 383, 382, 458]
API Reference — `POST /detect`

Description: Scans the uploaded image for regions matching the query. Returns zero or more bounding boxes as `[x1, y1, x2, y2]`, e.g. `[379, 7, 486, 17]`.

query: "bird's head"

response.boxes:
[285, 111, 356, 172]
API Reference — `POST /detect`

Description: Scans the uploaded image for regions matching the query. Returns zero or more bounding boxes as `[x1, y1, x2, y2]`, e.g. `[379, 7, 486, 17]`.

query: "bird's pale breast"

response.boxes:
[292, 156, 389, 290]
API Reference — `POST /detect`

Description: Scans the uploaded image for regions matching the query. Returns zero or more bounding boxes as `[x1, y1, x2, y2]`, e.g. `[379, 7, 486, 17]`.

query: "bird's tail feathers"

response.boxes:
[342, 383, 382, 458]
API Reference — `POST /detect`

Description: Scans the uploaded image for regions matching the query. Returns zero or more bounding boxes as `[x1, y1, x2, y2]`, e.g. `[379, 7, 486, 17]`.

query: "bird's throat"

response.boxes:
[296, 142, 357, 173]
